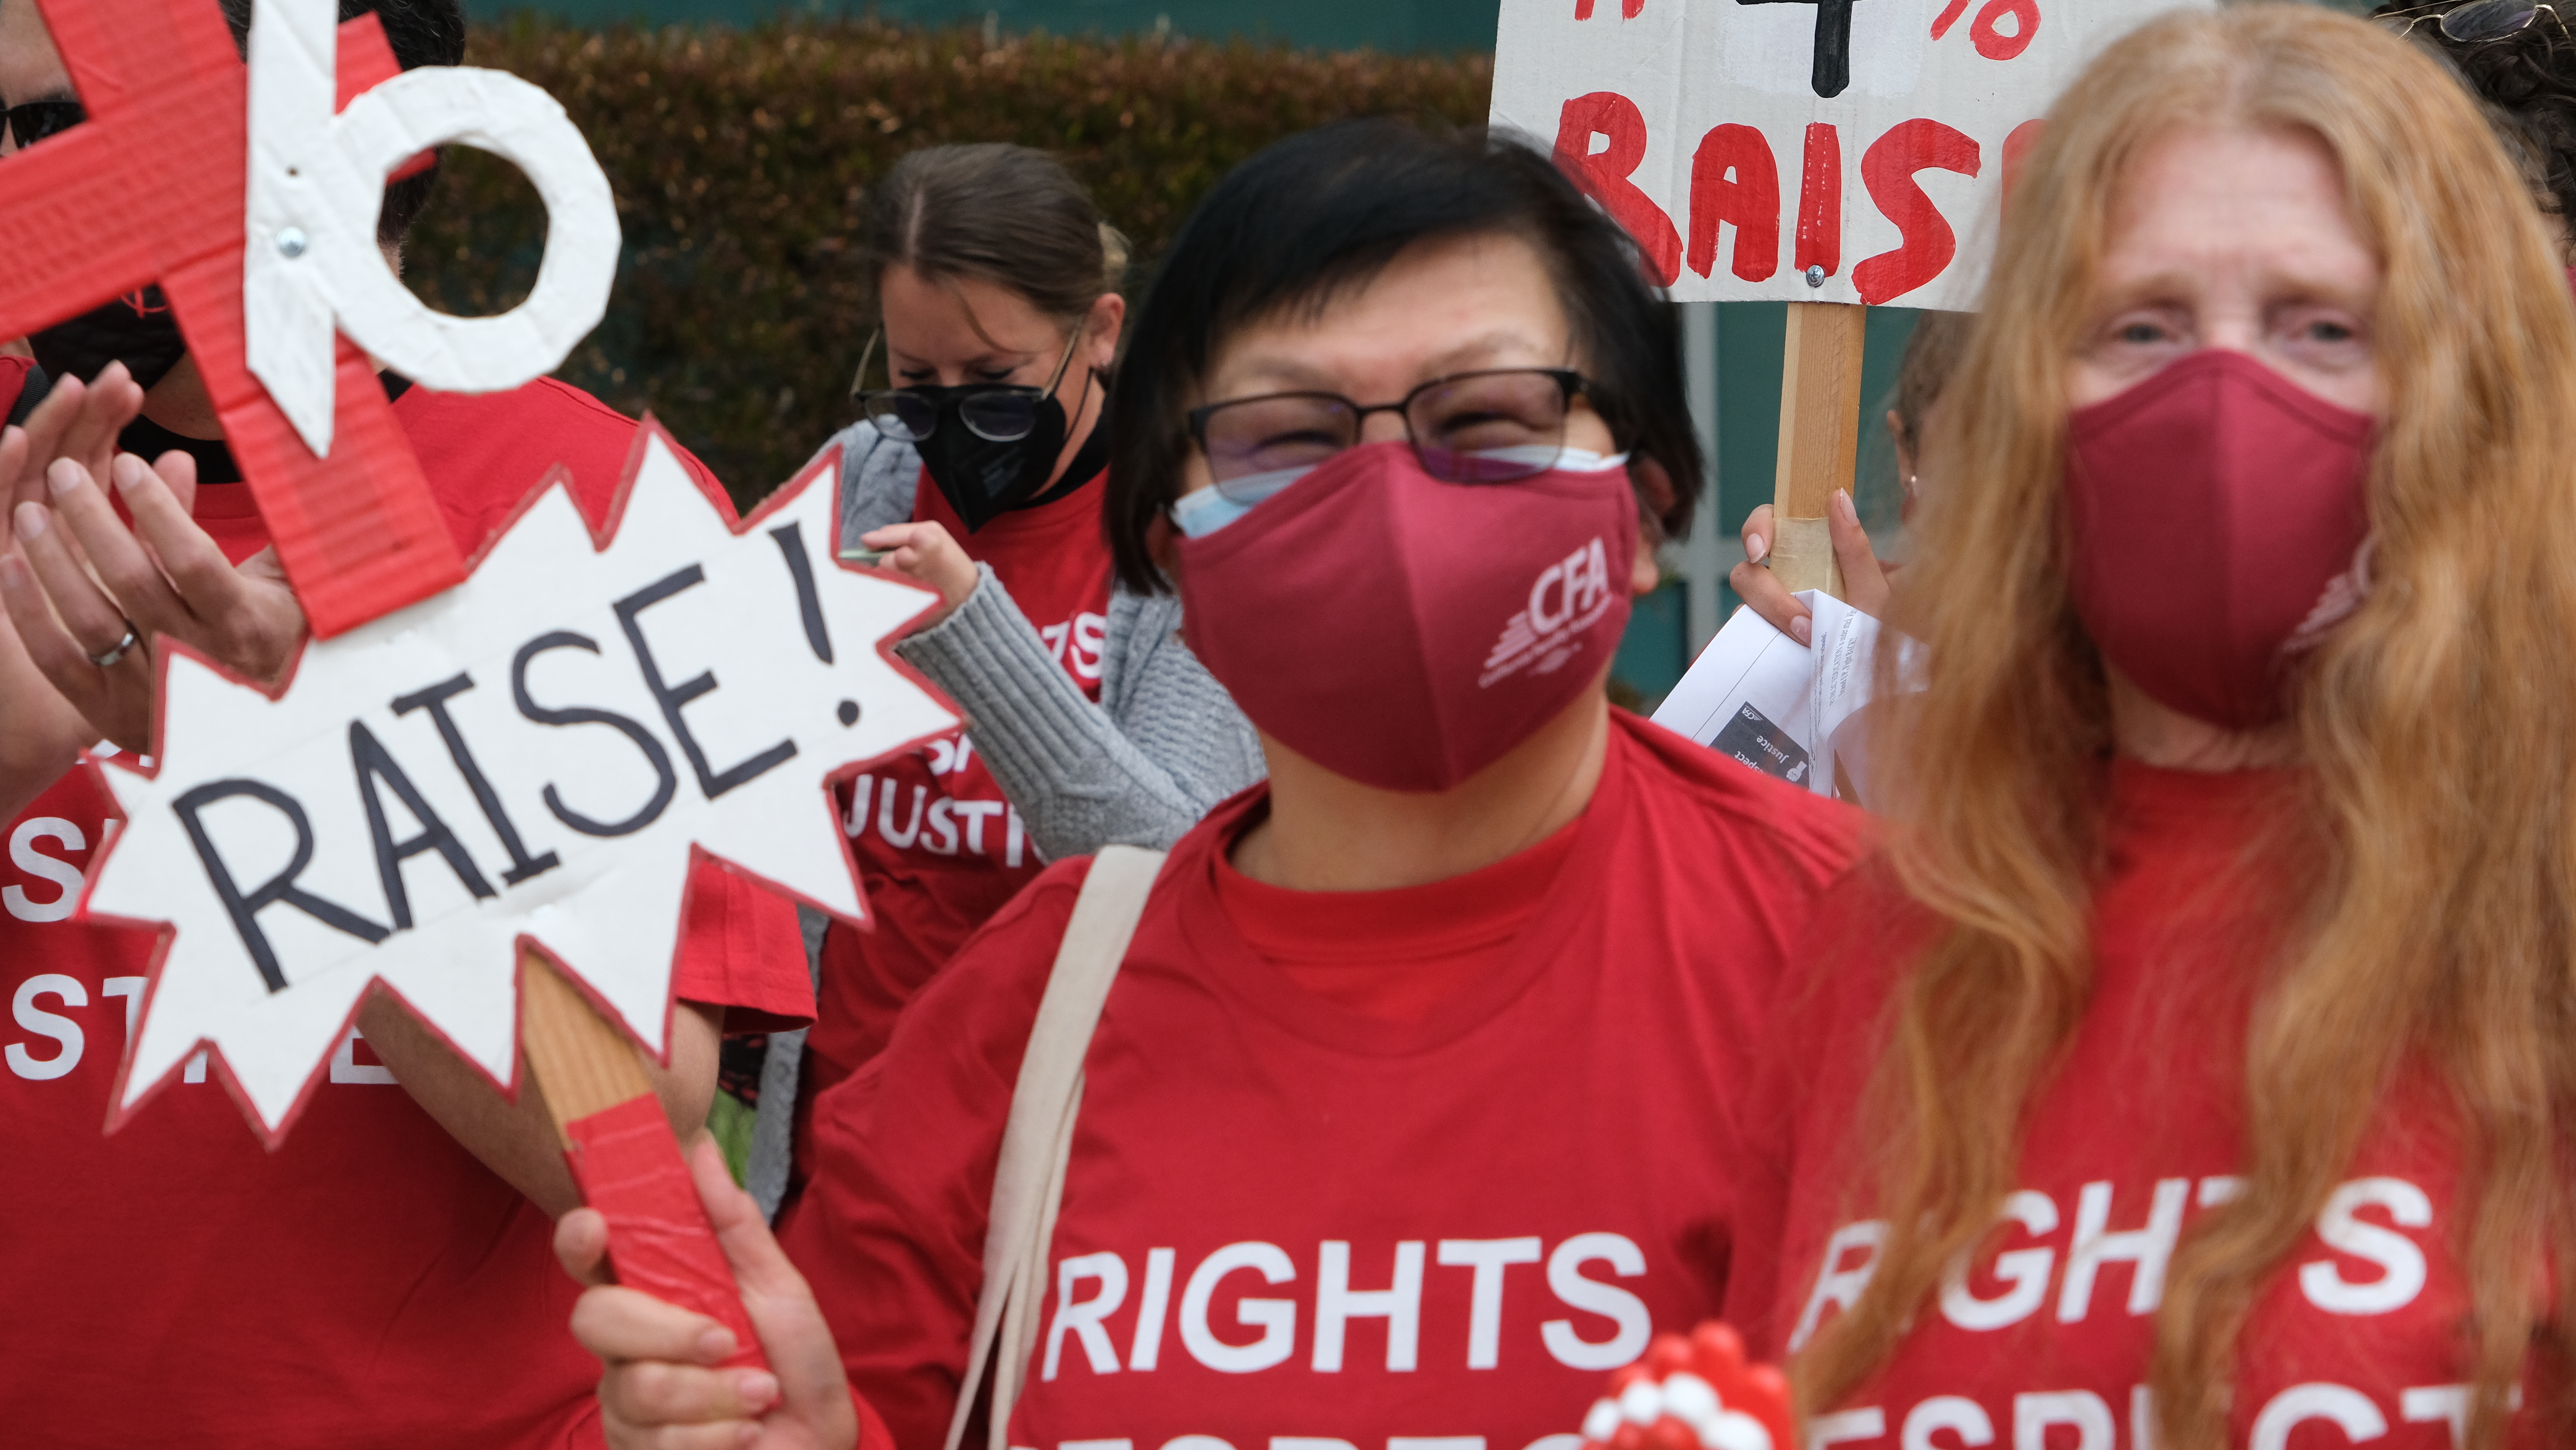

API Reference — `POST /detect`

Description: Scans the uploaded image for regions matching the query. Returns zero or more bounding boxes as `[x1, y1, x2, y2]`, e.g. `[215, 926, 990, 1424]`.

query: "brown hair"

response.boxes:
[1890, 310, 1971, 463]
[1809, 8, 2576, 1448]
[855, 142, 1128, 339]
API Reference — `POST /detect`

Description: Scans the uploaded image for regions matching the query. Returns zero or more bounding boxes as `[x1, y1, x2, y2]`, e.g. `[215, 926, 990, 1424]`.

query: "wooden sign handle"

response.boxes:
[1769, 300, 1868, 599]
[519, 949, 771, 1373]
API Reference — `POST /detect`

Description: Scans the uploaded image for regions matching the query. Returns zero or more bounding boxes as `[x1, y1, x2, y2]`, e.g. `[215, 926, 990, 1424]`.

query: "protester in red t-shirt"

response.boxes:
[554, 120, 1863, 1450]
[1720, 10, 2575, 1448]
[0, 0, 810, 1443]
[791, 145, 1261, 1176]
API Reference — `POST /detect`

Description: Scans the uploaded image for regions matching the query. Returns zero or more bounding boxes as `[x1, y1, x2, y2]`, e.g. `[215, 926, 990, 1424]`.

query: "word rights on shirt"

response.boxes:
[1020, 1233, 1655, 1450]
[1788, 1174, 2513, 1450]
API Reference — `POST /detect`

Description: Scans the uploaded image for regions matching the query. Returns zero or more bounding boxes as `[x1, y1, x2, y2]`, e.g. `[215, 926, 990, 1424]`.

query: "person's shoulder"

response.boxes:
[399, 377, 731, 535]
[1611, 710, 1872, 890]
[876, 856, 1097, 1064]
[399, 374, 636, 448]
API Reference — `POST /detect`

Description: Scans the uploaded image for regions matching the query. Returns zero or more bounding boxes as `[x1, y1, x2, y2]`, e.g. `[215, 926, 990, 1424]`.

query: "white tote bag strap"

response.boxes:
[945, 844, 1166, 1450]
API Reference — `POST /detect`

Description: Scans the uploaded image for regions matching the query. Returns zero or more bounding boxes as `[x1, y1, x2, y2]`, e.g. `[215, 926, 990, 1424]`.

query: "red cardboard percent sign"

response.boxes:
[0, 0, 463, 638]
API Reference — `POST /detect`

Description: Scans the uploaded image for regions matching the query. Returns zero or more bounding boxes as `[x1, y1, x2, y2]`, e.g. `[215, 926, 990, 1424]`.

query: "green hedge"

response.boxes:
[403, 19, 1495, 504]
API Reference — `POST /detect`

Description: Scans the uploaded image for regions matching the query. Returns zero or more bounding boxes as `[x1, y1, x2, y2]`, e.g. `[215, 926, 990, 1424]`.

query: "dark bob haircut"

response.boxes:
[1105, 118, 1704, 595]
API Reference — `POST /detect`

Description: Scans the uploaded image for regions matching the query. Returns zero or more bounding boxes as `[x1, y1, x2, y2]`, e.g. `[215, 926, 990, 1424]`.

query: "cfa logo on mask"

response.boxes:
[241, 0, 620, 456]
[1481, 537, 1615, 689]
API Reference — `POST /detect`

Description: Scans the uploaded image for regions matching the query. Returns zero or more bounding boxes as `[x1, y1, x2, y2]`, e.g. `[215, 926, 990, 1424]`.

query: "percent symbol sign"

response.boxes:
[0, 0, 615, 638]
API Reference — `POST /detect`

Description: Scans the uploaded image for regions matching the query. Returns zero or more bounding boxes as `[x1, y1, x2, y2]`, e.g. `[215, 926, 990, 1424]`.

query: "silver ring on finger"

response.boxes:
[89, 622, 140, 669]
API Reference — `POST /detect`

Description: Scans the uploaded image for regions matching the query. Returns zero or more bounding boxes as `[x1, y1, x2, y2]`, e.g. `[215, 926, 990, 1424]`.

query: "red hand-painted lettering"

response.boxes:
[1795, 122, 1843, 279]
[1852, 118, 1982, 306]
[1687, 124, 1780, 283]
[1552, 92, 1683, 287]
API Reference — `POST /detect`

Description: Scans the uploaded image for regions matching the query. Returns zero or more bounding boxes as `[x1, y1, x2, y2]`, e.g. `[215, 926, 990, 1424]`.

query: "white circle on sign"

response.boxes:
[322, 65, 620, 395]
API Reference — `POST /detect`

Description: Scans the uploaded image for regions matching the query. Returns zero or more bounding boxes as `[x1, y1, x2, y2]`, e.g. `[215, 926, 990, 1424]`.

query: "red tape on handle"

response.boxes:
[563, 1094, 772, 1374]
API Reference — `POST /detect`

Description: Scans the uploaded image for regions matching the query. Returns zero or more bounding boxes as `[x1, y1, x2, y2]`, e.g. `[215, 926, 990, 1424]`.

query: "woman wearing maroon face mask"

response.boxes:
[1725, 9, 2576, 1448]
[552, 121, 1863, 1450]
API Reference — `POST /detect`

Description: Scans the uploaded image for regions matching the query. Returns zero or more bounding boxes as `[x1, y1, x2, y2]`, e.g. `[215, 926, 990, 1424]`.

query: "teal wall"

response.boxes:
[470, 0, 1505, 50]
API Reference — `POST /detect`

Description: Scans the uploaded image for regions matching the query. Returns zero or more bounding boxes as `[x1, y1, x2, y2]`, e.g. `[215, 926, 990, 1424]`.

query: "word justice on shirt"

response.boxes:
[842, 739, 1032, 866]
[836, 603, 1104, 866]
[1786, 1173, 2514, 1450]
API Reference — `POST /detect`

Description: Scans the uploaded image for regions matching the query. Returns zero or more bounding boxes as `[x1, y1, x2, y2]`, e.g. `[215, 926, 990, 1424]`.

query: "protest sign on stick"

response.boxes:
[5, 0, 953, 1364]
[1493, 0, 2209, 595]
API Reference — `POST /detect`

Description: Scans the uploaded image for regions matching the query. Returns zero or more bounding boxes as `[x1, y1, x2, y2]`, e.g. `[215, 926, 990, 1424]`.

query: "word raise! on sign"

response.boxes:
[80, 437, 957, 1140]
[1492, 0, 2209, 310]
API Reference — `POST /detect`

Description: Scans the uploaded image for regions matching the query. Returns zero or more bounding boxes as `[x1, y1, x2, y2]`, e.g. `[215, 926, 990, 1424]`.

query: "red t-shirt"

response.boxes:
[1727, 763, 2553, 1448]
[782, 711, 1863, 1449]
[800, 467, 1114, 1103]
[0, 377, 814, 1450]
[1214, 817, 1579, 1026]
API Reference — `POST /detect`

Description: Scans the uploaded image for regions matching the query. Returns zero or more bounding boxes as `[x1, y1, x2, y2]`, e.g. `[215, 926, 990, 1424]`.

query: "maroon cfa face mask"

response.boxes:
[1176, 440, 1638, 792]
[2064, 348, 2374, 729]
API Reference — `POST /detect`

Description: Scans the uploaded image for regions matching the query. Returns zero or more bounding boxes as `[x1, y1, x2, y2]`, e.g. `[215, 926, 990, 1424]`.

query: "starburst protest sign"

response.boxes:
[82, 436, 954, 1136]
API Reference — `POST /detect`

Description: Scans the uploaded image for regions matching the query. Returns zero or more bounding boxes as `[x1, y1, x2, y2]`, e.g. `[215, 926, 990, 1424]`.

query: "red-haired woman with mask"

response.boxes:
[793, 145, 1262, 1168]
[1725, 8, 2576, 1447]
[555, 120, 1861, 1449]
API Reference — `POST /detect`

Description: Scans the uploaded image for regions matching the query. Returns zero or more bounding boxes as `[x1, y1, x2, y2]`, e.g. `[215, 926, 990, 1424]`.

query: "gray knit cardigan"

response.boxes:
[822, 420, 1266, 860]
[751, 425, 1261, 1216]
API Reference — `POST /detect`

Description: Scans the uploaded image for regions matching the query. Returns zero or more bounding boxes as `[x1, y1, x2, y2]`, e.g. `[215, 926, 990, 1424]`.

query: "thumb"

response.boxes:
[554, 1206, 615, 1288]
[1740, 504, 1776, 565]
[1827, 490, 1891, 618]
[686, 1138, 857, 1429]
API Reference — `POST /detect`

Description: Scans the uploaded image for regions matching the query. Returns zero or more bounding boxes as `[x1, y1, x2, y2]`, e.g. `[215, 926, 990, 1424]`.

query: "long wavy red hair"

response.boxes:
[1806, 7, 2576, 1446]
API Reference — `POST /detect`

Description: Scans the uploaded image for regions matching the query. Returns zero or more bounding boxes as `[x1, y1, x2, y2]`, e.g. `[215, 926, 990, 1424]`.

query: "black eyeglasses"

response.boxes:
[850, 325, 1083, 445]
[2384, 0, 2562, 43]
[5, 98, 84, 151]
[1188, 367, 1590, 495]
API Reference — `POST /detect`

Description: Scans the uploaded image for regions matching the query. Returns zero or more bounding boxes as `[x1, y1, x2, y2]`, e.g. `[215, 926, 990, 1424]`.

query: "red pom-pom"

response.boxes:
[1646, 1333, 1695, 1378]
[1610, 1422, 1647, 1450]
[1609, 1363, 1653, 1394]
[1737, 1362, 1796, 1447]
[1644, 1416, 1697, 1450]
[1689, 1320, 1748, 1384]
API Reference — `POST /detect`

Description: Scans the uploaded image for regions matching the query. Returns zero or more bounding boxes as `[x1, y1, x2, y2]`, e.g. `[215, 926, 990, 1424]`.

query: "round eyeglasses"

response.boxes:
[849, 325, 1083, 445]
[2383, 0, 2562, 43]
[1187, 367, 1590, 498]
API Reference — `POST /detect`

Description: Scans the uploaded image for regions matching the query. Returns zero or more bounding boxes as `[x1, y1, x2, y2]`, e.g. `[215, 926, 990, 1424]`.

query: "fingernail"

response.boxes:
[14, 502, 45, 540]
[111, 454, 149, 492]
[737, 1426, 761, 1448]
[695, 1325, 739, 1362]
[1833, 488, 1855, 522]
[46, 459, 83, 498]
[1746, 533, 1767, 563]
[1792, 616, 1812, 645]
[734, 1369, 779, 1411]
